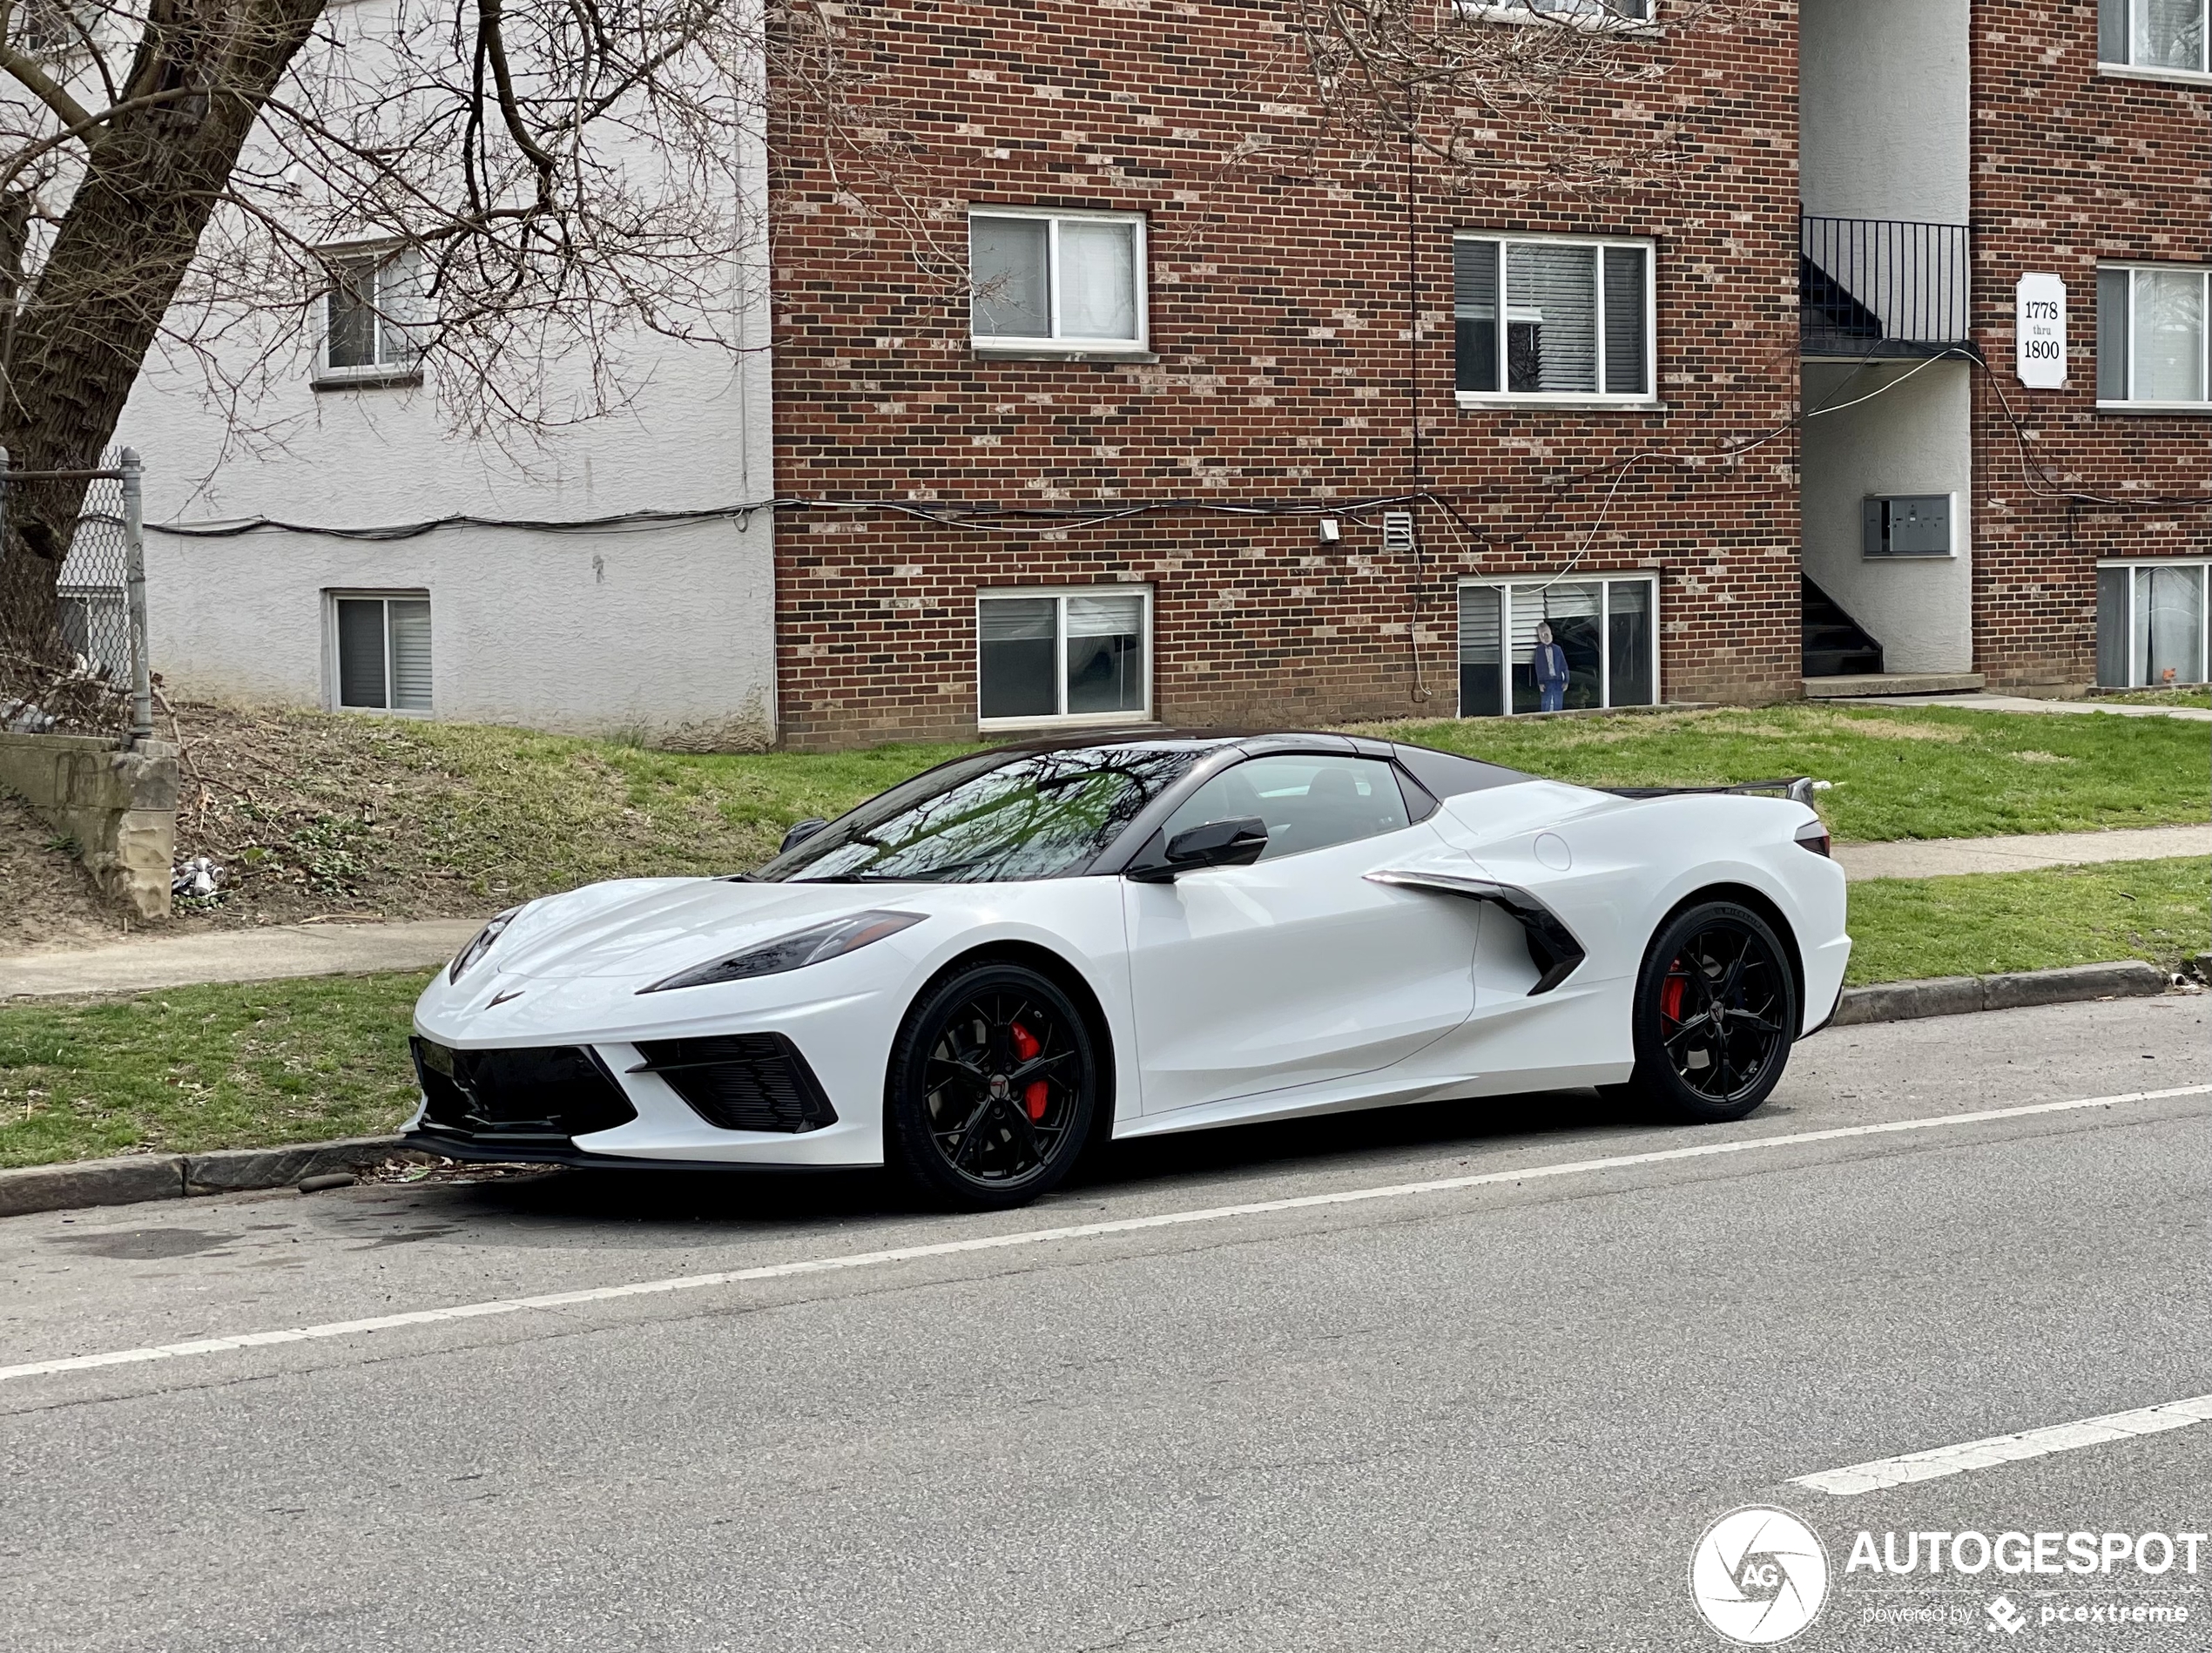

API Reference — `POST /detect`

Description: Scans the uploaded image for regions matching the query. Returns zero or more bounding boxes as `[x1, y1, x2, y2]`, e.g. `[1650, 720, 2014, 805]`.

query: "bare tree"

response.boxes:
[0, 0, 1725, 728]
[0, 0, 772, 680]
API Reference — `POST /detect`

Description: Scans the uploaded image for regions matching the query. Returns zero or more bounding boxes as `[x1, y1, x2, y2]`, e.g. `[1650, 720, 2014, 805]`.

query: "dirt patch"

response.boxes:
[0, 793, 128, 950]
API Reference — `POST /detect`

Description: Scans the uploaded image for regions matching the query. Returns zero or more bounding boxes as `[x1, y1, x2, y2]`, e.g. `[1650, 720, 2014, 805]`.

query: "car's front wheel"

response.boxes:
[885, 961, 1100, 1210]
[1615, 901, 1799, 1124]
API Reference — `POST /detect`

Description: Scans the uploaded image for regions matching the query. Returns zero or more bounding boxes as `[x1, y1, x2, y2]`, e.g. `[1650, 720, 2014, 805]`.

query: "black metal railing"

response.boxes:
[1800, 216, 1973, 360]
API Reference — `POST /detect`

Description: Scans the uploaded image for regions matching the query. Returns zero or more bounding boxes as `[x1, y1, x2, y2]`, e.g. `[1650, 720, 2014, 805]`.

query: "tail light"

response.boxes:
[1794, 820, 1832, 858]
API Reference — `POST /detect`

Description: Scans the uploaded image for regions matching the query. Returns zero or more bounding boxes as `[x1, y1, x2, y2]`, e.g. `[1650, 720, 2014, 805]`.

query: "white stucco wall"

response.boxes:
[109, 0, 778, 746]
[1800, 361, 1974, 674]
[1800, 0, 1970, 224]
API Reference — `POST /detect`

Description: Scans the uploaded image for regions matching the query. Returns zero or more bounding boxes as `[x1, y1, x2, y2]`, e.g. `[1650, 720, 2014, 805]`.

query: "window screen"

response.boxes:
[2096, 567, 2132, 688]
[1454, 236, 1653, 399]
[335, 595, 432, 712]
[2137, 564, 2208, 686]
[1458, 578, 1658, 717]
[969, 213, 1144, 345]
[978, 590, 1150, 724]
[2100, 267, 2210, 405]
[320, 248, 426, 378]
[2100, 0, 2210, 71]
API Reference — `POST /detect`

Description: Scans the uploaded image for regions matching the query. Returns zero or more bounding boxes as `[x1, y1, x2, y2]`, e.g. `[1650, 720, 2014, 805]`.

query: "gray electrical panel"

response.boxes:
[1863, 495, 1953, 557]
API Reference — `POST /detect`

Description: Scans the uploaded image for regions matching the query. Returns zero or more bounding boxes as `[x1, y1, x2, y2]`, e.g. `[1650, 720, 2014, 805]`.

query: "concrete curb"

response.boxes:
[0, 1136, 435, 1219]
[0, 960, 2189, 1219]
[1831, 960, 2173, 1027]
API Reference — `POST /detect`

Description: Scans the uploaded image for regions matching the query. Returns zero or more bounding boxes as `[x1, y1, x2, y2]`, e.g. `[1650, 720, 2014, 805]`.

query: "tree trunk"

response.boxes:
[0, 0, 327, 646]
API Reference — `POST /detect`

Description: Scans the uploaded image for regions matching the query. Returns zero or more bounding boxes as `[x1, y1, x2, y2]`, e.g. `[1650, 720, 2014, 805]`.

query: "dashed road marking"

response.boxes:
[1792, 1393, 2212, 1495]
[3, 1083, 2206, 1387]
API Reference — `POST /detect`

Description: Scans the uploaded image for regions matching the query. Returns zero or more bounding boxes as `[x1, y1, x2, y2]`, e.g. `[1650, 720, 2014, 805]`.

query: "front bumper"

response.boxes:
[402, 1128, 847, 1174]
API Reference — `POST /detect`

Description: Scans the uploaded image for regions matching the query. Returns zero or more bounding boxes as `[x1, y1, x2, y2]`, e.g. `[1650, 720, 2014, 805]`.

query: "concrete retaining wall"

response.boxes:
[0, 732, 178, 919]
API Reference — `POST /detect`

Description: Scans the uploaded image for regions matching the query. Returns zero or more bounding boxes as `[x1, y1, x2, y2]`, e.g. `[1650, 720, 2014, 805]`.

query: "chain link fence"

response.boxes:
[0, 450, 152, 742]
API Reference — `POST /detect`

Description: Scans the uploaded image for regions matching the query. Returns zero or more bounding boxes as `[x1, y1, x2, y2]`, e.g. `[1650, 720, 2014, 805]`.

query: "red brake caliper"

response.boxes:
[1011, 1022, 1049, 1120]
[1661, 965, 1687, 1025]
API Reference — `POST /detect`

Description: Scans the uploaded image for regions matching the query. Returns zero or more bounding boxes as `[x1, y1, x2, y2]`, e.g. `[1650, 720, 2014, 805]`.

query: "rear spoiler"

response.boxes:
[1602, 777, 1824, 808]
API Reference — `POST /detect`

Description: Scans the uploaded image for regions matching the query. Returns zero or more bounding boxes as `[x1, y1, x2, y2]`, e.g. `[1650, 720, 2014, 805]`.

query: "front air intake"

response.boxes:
[631, 1035, 839, 1133]
[411, 1041, 638, 1144]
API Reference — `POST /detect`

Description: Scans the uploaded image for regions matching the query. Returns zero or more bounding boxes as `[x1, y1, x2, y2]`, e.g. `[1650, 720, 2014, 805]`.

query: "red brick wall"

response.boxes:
[1969, 2, 2212, 692]
[768, 2, 1804, 747]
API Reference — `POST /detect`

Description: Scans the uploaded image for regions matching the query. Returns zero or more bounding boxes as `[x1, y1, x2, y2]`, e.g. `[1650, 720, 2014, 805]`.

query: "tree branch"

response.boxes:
[0, 42, 102, 134]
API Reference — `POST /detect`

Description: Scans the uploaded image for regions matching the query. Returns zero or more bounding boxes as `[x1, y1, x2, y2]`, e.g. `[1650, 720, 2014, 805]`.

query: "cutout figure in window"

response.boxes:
[1532, 620, 1570, 713]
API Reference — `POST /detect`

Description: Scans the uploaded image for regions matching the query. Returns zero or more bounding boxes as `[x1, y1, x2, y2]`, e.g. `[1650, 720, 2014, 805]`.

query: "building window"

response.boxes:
[317, 246, 428, 383]
[2098, 562, 2209, 688]
[978, 588, 1150, 726]
[2100, 0, 2209, 76]
[333, 593, 433, 713]
[1454, 235, 1655, 403]
[2099, 265, 2210, 408]
[1460, 0, 1654, 22]
[56, 585, 128, 679]
[969, 211, 1147, 352]
[1458, 577, 1658, 717]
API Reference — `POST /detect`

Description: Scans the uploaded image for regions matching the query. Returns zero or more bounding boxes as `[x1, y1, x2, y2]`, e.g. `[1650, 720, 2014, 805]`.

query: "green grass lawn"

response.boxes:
[176, 698, 2209, 926]
[4, 853, 2204, 1170]
[1843, 856, 2209, 986]
[2091, 688, 2211, 710]
[0, 972, 431, 1170]
[1367, 703, 2209, 842]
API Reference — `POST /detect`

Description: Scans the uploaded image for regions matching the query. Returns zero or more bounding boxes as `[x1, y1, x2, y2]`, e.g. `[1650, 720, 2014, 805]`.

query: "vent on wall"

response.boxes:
[1381, 511, 1416, 553]
[1862, 496, 1953, 558]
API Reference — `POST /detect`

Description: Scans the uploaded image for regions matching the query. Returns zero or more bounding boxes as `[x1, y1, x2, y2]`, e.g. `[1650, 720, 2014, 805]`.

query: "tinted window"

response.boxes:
[1161, 755, 1413, 862]
[759, 746, 1201, 884]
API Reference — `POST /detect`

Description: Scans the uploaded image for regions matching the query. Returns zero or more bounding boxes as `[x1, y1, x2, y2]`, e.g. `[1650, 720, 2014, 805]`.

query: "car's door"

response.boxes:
[1122, 753, 1483, 1115]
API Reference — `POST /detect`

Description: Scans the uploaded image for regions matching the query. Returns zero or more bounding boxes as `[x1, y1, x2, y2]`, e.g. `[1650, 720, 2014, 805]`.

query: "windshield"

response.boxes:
[756, 746, 1204, 883]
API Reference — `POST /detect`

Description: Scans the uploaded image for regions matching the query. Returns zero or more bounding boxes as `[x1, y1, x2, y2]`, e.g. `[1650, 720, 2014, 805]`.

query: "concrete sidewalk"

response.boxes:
[0, 820, 2204, 999]
[0, 917, 484, 1001]
[1843, 692, 2212, 723]
[1832, 823, 2210, 881]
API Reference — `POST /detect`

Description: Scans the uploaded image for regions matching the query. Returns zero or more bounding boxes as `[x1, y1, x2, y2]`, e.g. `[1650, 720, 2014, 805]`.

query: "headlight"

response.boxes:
[640, 910, 924, 994]
[449, 906, 523, 983]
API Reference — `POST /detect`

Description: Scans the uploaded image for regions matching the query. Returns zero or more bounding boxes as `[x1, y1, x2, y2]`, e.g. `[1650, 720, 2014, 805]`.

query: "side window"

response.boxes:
[1162, 755, 1415, 862]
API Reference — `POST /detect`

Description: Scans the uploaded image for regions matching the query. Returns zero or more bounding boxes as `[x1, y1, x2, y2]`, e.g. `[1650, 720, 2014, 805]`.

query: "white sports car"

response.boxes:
[407, 732, 1849, 1208]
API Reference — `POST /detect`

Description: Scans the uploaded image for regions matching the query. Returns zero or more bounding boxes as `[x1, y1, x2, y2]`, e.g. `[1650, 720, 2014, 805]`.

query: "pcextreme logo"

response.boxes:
[1689, 1507, 1832, 1645]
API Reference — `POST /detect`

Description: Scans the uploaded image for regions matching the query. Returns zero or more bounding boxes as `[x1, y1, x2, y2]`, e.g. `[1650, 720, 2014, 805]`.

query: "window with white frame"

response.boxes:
[1460, 0, 1654, 22]
[333, 593, 433, 713]
[2097, 561, 2209, 688]
[2099, 265, 2209, 408]
[1454, 234, 1655, 402]
[978, 588, 1150, 725]
[2100, 0, 2209, 76]
[969, 211, 1147, 351]
[1458, 577, 1658, 716]
[317, 246, 428, 382]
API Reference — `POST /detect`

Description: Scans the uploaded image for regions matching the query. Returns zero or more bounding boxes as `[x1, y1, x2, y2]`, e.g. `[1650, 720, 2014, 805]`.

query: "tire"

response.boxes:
[1615, 901, 1799, 1124]
[885, 961, 1101, 1210]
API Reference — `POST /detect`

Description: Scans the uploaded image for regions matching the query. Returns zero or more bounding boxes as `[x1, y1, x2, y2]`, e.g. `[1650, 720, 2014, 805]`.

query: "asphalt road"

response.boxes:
[2, 995, 2207, 1652]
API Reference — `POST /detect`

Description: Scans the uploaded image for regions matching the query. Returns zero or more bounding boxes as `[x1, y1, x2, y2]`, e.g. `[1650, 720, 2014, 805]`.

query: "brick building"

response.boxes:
[768, 0, 2208, 749]
[119, 0, 2208, 746]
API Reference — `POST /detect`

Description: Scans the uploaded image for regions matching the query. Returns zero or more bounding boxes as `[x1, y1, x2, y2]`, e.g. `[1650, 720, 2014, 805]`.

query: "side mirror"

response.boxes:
[1130, 816, 1268, 881]
[779, 818, 829, 853]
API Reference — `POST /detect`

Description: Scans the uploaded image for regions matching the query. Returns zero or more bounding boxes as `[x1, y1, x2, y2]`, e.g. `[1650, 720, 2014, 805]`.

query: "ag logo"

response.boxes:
[1689, 1506, 1831, 1645]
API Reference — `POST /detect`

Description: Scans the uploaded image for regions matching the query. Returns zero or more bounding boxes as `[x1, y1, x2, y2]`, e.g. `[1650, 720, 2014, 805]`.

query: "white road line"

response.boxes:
[3, 1082, 2206, 1387]
[1792, 1393, 2212, 1496]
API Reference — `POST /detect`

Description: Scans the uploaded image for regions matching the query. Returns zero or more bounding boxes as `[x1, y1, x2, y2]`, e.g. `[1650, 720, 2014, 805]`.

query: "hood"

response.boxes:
[482, 877, 936, 984]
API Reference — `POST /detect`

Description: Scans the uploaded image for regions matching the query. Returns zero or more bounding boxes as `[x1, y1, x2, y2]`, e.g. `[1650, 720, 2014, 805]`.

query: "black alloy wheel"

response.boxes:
[1620, 901, 1799, 1124]
[886, 961, 1100, 1209]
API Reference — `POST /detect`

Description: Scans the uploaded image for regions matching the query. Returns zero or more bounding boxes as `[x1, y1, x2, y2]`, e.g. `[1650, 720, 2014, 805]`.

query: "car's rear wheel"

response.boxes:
[1615, 901, 1798, 1123]
[886, 961, 1099, 1210]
